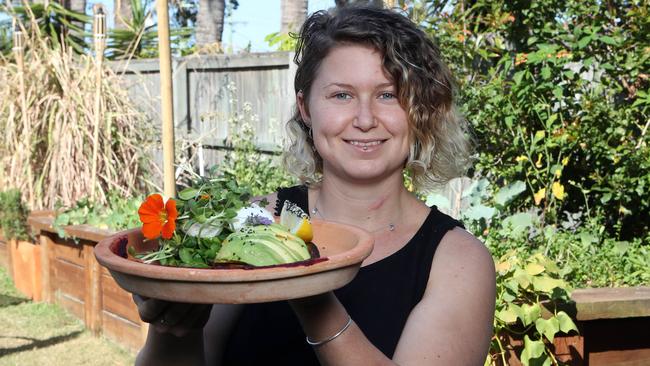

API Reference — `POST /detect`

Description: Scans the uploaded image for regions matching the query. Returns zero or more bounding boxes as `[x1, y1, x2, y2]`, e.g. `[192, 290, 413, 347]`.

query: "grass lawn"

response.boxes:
[0, 267, 136, 365]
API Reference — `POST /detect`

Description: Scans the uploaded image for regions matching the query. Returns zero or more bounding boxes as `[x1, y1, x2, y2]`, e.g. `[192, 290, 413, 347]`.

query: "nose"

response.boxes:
[352, 98, 377, 131]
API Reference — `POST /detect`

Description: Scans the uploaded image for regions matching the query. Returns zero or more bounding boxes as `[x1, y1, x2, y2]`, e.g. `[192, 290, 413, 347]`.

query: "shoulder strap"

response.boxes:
[274, 185, 309, 216]
[412, 207, 465, 303]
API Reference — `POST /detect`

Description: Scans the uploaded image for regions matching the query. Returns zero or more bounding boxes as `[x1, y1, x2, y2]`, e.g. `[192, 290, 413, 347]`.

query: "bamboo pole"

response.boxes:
[90, 5, 106, 201]
[156, 0, 176, 198]
[13, 19, 34, 208]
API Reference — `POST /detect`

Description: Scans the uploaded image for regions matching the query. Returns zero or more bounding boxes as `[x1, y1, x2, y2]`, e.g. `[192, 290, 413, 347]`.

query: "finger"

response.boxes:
[132, 293, 148, 306]
[136, 297, 171, 323]
[159, 302, 194, 327]
[167, 304, 213, 337]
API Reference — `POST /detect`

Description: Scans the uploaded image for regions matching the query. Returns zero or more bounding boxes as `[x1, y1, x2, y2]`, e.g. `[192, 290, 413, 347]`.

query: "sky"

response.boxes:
[224, 0, 336, 52]
[1, 0, 336, 53]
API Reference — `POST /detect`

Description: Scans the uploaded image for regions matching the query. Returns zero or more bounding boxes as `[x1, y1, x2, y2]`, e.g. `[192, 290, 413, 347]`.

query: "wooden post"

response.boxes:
[84, 243, 102, 334]
[90, 5, 106, 201]
[39, 233, 53, 303]
[157, 0, 176, 198]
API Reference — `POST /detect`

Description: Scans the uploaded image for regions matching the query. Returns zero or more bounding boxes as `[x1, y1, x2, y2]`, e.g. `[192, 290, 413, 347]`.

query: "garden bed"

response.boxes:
[27, 214, 147, 351]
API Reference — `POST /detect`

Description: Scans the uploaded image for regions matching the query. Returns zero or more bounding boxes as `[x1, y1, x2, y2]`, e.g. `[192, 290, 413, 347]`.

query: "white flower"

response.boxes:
[231, 203, 275, 231]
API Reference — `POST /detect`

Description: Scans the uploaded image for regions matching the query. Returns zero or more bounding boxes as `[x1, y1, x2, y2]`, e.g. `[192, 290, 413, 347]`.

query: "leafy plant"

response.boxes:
[489, 251, 578, 366]
[0, 1, 91, 55]
[0, 26, 154, 210]
[408, 0, 649, 242]
[52, 193, 143, 238]
[106, 0, 192, 60]
[218, 85, 297, 196]
[0, 189, 30, 241]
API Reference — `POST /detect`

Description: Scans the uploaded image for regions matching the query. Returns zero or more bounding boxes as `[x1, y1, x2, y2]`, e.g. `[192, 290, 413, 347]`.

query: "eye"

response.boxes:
[332, 92, 352, 100]
[379, 92, 396, 100]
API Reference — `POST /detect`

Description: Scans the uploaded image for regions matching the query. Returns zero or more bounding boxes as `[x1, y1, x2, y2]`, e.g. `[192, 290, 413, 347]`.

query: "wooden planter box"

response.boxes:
[28, 214, 147, 350]
[8, 239, 42, 301]
[498, 287, 650, 365]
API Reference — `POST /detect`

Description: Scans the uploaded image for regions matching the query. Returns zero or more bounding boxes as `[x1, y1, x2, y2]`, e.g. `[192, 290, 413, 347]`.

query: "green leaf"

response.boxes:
[525, 262, 545, 276]
[579, 232, 598, 246]
[521, 303, 542, 326]
[578, 36, 592, 49]
[503, 212, 535, 235]
[463, 204, 496, 221]
[532, 276, 564, 292]
[497, 307, 518, 323]
[535, 317, 560, 343]
[179, 247, 194, 264]
[514, 270, 533, 289]
[178, 188, 199, 200]
[494, 181, 526, 206]
[513, 71, 525, 85]
[556, 311, 578, 333]
[599, 35, 618, 45]
[541, 66, 551, 80]
[520, 335, 546, 365]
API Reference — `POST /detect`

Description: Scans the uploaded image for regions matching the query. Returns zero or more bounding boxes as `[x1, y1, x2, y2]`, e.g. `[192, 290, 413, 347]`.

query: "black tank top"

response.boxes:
[222, 186, 463, 365]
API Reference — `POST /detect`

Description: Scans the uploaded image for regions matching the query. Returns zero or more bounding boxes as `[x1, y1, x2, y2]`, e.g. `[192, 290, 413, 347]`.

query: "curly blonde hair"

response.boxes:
[283, 5, 473, 191]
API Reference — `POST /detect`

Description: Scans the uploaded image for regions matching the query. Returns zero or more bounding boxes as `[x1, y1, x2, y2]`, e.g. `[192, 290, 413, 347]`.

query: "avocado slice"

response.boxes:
[215, 224, 311, 266]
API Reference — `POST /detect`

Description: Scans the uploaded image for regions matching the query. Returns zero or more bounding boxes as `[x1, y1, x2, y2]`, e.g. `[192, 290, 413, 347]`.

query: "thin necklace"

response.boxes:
[311, 197, 396, 233]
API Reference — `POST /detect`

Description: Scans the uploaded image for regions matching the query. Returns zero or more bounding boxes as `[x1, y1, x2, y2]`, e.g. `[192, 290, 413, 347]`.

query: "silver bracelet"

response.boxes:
[306, 316, 353, 347]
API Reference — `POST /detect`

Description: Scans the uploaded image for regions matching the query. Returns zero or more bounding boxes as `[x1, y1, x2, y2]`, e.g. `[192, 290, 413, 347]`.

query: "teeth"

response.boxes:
[348, 140, 382, 147]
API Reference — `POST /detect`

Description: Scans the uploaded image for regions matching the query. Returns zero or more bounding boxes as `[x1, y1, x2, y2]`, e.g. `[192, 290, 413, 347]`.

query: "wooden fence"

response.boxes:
[108, 51, 296, 173]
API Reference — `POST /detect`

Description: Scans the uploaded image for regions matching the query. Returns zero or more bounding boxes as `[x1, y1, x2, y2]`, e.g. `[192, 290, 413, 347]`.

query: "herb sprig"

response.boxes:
[134, 177, 267, 268]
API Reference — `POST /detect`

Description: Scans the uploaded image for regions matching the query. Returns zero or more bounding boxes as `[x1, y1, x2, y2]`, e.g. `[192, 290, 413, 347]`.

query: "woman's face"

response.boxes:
[298, 45, 410, 184]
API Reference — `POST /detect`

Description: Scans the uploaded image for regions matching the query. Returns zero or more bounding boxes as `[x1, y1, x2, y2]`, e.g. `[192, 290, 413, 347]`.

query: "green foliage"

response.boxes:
[264, 31, 298, 52]
[490, 251, 578, 366]
[0, 189, 29, 241]
[219, 86, 297, 196]
[52, 193, 142, 238]
[0, 2, 91, 55]
[106, 0, 192, 59]
[413, 0, 649, 241]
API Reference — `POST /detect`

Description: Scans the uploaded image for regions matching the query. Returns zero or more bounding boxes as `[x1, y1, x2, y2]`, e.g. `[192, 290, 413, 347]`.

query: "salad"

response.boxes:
[133, 177, 316, 268]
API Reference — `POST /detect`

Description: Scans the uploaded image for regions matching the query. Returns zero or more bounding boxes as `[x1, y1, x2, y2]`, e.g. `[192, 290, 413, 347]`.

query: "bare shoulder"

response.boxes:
[431, 227, 495, 283]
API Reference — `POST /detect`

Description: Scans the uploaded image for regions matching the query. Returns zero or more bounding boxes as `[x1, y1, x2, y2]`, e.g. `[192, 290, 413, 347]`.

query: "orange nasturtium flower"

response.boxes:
[138, 194, 178, 240]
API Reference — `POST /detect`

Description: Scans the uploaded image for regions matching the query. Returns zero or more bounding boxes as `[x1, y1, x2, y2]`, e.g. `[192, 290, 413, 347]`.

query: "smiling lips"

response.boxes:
[345, 139, 387, 151]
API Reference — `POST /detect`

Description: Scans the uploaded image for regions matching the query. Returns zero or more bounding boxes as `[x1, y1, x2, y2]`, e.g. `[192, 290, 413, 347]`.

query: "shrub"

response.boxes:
[413, 0, 649, 241]
[0, 189, 29, 241]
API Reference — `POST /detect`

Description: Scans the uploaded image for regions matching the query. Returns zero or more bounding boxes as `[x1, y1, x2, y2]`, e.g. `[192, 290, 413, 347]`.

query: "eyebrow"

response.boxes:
[323, 82, 394, 89]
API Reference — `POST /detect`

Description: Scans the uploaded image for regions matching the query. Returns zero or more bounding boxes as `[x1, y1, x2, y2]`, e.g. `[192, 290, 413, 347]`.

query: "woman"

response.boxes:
[134, 5, 496, 365]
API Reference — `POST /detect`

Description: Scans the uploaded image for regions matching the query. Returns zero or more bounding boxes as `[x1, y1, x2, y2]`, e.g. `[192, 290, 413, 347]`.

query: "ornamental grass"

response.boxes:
[0, 20, 155, 210]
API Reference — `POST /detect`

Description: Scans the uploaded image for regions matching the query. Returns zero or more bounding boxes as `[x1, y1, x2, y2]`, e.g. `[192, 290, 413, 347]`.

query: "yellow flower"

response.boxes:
[534, 188, 546, 205]
[516, 155, 529, 163]
[552, 182, 565, 200]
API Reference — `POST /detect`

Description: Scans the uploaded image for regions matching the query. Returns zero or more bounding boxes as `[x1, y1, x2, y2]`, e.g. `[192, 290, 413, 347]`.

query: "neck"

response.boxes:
[311, 173, 413, 233]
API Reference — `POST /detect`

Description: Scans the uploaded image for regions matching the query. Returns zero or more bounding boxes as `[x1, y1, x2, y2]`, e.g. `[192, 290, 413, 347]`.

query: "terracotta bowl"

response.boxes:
[94, 219, 374, 304]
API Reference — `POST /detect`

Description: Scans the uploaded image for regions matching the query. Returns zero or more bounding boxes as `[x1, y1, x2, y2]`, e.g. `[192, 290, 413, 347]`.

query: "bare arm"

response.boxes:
[290, 228, 496, 366]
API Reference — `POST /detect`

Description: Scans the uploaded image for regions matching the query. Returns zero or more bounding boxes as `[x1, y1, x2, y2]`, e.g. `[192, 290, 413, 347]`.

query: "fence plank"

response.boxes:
[108, 52, 295, 174]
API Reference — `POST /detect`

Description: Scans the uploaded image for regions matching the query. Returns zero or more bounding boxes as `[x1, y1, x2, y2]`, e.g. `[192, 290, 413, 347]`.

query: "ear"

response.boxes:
[297, 90, 311, 125]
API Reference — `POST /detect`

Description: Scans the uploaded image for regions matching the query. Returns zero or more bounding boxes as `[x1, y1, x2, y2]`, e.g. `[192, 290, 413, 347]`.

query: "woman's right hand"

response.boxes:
[133, 294, 213, 338]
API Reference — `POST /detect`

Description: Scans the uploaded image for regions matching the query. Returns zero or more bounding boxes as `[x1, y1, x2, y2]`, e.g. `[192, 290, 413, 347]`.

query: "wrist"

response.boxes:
[289, 292, 351, 345]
